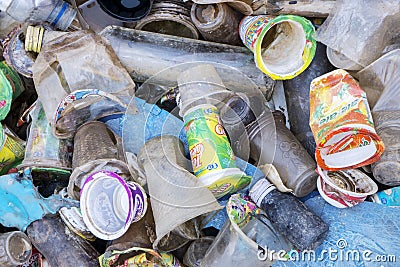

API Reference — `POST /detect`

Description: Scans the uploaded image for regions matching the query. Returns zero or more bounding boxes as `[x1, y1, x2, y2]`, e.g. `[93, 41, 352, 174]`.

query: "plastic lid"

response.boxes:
[97, 0, 153, 21]
[80, 171, 133, 240]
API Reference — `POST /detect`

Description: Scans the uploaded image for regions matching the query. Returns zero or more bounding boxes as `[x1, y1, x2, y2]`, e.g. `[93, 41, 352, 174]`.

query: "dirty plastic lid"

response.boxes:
[96, 0, 153, 21]
[80, 171, 133, 240]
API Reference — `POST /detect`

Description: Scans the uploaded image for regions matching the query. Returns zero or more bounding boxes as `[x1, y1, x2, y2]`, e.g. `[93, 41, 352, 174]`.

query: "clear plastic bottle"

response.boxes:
[0, 0, 76, 30]
[250, 178, 329, 250]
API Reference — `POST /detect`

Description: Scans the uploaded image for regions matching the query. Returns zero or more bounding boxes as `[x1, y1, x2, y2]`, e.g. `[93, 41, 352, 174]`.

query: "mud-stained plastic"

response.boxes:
[191, 3, 243, 45]
[32, 30, 135, 127]
[26, 215, 100, 267]
[357, 50, 400, 185]
[315, 0, 400, 67]
[137, 135, 222, 252]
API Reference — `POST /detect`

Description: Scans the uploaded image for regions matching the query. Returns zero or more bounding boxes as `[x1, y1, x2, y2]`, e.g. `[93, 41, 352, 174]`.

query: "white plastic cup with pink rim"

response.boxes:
[316, 166, 378, 208]
[80, 170, 147, 240]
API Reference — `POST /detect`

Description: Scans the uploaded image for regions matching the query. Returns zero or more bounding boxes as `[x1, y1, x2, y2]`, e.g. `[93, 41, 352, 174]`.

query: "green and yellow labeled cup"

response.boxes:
[184, 104, 251, 199]
[0, 125, 25, 175]
[239, 15, 316, 80]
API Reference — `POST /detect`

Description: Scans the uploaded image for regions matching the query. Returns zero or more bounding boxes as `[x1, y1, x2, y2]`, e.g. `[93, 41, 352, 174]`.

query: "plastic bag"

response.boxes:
[315, 0, 400, 67]
[32, 30, 135, 126]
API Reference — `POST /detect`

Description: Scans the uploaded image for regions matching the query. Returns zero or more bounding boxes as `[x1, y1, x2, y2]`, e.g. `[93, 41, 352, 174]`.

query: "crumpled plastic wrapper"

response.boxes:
[32, 30, 135, 126]
[315, 0, 400, 67]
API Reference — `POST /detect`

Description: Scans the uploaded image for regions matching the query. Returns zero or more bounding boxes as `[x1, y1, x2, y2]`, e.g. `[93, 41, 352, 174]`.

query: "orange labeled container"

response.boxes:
[309, 69, 384, 170]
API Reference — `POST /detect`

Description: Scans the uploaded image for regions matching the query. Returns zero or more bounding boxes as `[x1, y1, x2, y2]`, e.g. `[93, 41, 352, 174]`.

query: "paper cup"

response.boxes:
[317, 166, 378, 208]
[239, 15, 316, 80]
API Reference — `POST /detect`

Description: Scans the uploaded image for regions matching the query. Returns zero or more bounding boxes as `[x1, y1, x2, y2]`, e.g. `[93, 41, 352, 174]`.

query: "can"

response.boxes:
[184, 104, 250, 198]
[239, 15, 316, 80]
[80, 171, 147, 240]
[310, 69, 385, 171]
[0, 126, 25, 175]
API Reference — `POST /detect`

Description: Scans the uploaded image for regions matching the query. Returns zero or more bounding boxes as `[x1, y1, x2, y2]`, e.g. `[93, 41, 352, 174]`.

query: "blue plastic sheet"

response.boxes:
[0, 169, 78, 230]
[273, 196, 400, 267]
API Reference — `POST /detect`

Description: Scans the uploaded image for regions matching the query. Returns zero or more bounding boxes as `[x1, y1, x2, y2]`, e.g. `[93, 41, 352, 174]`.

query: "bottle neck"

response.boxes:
[249, 178, 276, 207]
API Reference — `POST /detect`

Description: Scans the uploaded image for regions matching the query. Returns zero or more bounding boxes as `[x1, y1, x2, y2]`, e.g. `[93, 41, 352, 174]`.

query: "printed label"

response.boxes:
[184, 106, 236, 177]
[184, 106, 250, 198]
[0, 133, 25, 175]
[310, 69, 384, 170]
[239, 16, 272, 51]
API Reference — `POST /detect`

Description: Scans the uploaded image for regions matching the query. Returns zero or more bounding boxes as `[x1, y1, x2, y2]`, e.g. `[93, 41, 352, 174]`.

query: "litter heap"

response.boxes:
[0, 0, 399, 266]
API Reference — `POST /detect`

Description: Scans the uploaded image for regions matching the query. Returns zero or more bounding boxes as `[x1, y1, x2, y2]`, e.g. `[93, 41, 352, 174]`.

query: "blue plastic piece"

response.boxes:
[273, 196, 400, 267]
[0, 169, 79, 230]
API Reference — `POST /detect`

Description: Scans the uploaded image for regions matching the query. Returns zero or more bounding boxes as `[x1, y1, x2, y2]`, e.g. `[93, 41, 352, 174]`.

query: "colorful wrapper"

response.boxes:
[0, 68, 13, 121]
[184, 105, 251, 198]
[0, 126, 25, 175]
[226, 194, 261, 228]
[310, 69, 384, 171]
[99, 247, 182, 267]
[239, 15, 316, 80]
[371, 187, 400, 207]
[0, 61, 24, 100]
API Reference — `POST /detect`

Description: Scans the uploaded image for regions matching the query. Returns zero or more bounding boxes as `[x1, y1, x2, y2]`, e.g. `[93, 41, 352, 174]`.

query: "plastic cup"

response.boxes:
[80, 171, 147, 240]
[184, 104, 251, 198]
[317, 166, 378, 208]
[310, 69, 385, 171]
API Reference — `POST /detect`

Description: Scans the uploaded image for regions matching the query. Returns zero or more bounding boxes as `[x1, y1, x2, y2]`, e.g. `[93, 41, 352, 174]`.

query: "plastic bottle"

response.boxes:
[283, 43, 335, 157]
[0, 0, 76, 31]
[249, 178, 329, 250]
[99, 26, 274, 98]
[191, 3, 242, 45]
[178, 64, 251, 199]
[26, 215, 99, 267]
[221, 95, 318, 197]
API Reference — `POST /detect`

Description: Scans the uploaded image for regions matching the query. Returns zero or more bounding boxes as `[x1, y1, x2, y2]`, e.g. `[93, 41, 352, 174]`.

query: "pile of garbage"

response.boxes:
[0, 0, 399, 266]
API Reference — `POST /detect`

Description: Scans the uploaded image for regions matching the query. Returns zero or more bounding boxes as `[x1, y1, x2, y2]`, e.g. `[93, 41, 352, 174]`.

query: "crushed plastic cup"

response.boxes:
[80, 171, 147, 240]
[310, 69, 385, 171]
[317, 166, 378, 208]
